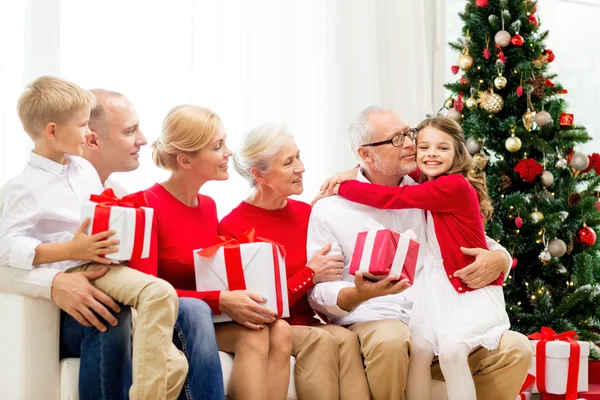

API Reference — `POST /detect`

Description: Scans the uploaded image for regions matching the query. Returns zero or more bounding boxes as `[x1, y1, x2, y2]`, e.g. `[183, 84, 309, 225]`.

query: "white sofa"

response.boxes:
[0, 292, 448, 400]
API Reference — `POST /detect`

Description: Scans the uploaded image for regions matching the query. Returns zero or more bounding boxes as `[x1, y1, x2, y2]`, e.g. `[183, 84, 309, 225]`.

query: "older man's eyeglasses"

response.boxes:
[361, 128, 417, 148]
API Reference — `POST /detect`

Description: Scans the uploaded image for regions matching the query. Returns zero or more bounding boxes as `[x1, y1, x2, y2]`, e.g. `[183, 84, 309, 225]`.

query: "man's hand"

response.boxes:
[51, 268, 121, 332]
[337, 272, 411, 311]
[307, 243, 345, 283]
[219, 291, 278, 330]
[454, 247, 508, 289]
[67, 218, 120, 264]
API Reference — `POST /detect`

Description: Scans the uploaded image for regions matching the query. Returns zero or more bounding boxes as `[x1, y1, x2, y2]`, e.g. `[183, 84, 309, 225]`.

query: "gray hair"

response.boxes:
[348, 105, 393, 153]
[233, 122, 292, 187]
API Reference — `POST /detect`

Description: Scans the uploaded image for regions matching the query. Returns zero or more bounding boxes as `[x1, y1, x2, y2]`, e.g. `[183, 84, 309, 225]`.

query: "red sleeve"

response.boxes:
[286, 266, 315, 306]
[338, 174, 471, 213]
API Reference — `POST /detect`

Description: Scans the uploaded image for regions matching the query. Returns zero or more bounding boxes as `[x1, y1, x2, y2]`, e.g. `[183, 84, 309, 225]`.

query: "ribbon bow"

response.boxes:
[527, 327, 580, 400]
[90, 188, 148, 208]
[199, 227, 286, 258]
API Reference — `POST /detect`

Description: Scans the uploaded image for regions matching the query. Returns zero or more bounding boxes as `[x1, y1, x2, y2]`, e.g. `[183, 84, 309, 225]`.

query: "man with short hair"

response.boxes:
[308, 106, 533, 400]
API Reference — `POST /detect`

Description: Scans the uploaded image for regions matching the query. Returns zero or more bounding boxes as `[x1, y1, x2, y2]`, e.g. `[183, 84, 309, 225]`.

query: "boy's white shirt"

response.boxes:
[0, 154, 122, 300]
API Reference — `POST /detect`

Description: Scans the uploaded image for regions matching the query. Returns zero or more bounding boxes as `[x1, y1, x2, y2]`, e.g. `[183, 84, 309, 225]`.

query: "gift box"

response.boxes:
[349, 219, 419, 283]
[516, 392, 531, 400]
[528, 327, 590, 397]
[194, 230, 289, 323]
[590, 360, 600, 384]
[81, 189, 153, 261]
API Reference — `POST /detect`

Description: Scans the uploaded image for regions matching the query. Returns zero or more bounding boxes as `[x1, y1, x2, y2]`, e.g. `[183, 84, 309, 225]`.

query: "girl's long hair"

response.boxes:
[416, 116, 493, 224]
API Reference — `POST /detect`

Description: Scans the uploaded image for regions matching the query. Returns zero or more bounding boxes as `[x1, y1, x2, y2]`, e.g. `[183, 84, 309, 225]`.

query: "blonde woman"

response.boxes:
[218, 123, 370, 400]
[129, 106, 292, 400]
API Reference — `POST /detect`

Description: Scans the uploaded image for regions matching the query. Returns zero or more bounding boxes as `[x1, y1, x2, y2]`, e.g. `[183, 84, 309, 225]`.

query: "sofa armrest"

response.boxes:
[0, 293, 61, 400]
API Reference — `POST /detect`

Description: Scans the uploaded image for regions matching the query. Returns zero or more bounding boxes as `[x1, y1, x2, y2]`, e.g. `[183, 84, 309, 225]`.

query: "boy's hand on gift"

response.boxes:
[354, 272, 411, 299]
[51, 268, 121, 332]
[308, 243, 345, 283]
[220, 290, 278, 330]
[68, 218, 120, 264]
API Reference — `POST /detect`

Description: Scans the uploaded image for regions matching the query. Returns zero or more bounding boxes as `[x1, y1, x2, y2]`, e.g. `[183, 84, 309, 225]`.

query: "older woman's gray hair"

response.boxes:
[348, 105, 393, 153]
[233, 122, 293, 186]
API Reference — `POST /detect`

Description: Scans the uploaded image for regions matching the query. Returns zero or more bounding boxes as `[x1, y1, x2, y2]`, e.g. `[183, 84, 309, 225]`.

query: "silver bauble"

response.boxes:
[534, 111, 553, 127]
[558, 211, 569, 220]
[556, 157, 568, 169]
[540, 170, 554, 187]
[466, 137, 481, 155]
[495, 30, 512, 47]
[447, 107, 462, 122]
[570, 152, 590, 171]
[539, 248, 552, 262]
[548, 239, 567, 258]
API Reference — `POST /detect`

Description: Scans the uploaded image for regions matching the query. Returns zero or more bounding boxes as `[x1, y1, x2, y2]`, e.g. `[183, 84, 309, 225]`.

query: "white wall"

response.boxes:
[445, 0, 600, 154]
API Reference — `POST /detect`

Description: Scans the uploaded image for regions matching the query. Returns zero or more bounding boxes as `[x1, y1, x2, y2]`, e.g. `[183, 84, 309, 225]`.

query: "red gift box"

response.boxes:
[349, 227, 419, 283]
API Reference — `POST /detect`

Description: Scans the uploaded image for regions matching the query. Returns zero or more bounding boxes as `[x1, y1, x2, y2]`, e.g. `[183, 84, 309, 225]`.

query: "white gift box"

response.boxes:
[81, 202, 153, 261]
[194, 241, 290, 323]
[529, 339, 589, 394]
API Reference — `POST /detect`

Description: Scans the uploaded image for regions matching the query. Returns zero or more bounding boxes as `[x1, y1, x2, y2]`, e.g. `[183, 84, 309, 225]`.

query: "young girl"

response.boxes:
[327, 116, 510, 400]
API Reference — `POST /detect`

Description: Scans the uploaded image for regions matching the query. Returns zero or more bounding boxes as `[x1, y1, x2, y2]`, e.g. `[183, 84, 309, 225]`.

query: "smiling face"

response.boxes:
[416, 125, 456, 180]
[255, 136, 305, 197]
[187, 123, 232, 181]
[52, 106, 92, 157]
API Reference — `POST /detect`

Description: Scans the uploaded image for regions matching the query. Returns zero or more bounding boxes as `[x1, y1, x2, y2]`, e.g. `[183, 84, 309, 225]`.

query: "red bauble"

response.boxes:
[516, 86, 524, 97]
[476, 0, 489, 6]
[483, 48, 491, 59]
[511, 35, 524, 46]
[544, 49, 556, 62]
[528, 15, 539, 27]
[511, 258, 518, 269]
[577, 226, 597, 248]
[515, 217, 523, 229]
[451, 65, 459, 75]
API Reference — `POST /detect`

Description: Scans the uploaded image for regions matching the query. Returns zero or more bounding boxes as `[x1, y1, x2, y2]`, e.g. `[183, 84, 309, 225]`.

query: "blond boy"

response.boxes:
[0, 76, 188, 400]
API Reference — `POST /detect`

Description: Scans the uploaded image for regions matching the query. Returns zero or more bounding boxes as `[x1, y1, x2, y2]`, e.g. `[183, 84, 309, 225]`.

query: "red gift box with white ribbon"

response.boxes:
[349, 219, 419, 284]
[194, 229, 289, 323]
[81, 189, 153, 261]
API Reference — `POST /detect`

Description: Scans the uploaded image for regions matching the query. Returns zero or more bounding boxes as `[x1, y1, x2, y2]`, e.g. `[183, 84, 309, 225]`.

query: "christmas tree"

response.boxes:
[444, 0, 600, 341]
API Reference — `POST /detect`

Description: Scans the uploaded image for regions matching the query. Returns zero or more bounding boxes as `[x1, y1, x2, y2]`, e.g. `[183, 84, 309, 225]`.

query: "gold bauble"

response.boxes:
[466, 97, 478, 109]
[522, 111, 536, 131]
[494, 76, 508, 89]
[479, 91, 504, 113]
[530, 211, 545, 224]
[505, 136, 522, 153]
[458, 54, 474, 71]
[473, 153, 489, 170]
[444, 97, 454, 109]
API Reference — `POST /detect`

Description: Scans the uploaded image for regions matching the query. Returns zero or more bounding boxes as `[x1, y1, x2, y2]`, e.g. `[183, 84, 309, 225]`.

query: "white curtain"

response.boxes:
[1, 0, 439, 217]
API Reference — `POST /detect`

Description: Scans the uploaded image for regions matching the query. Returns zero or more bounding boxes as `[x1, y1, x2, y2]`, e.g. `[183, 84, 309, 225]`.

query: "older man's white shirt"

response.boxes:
[307, 169, 511, 326]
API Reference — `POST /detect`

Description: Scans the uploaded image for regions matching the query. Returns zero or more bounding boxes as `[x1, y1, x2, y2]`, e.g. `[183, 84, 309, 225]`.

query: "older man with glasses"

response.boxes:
[307, 106, 533, 400]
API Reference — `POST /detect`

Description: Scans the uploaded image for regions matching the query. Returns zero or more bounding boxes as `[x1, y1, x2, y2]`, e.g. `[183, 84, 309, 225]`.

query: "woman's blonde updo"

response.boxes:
[232, 122, 292, 187]
[152, 105, 222, 171]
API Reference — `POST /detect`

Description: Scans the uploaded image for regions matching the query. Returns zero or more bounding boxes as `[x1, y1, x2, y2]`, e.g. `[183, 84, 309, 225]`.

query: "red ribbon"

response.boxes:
[527, 327, 581, 400]
[89, 189, 148, 260]
[518, 373, 535, 399]
[198, 228, 286, 318]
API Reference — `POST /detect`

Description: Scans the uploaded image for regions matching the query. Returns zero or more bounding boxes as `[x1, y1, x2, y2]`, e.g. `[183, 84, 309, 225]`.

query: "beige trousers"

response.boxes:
[68, 264, 188, 400]
[291, 324, 370, 400]
[348, 319, 533, 400]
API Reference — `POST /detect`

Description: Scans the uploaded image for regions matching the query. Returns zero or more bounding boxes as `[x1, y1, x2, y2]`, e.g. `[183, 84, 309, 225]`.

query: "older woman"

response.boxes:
[129, 106, 292, 400]
[218, 123, 370, 400]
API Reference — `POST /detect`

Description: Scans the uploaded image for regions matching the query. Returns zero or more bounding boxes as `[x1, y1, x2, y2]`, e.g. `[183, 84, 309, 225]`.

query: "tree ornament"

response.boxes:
[559, 113, 574, 126]
[511, 34, 524, 46]
[528, 14, 539, 27]
[577, 225, 597, 248]
[451, 65, 459, 75]
[556, 151, 568, 169]
[479, 90, 504, 113]
[515, 215, 523, 228]
[505, 135, 522, 153]
[466, 97, 478, 109]
[531, 74, 546, 98]
[514, 158, 544, 183]
[476, 0, 489, 6]
[570, 152, 590, 171]
[447, 107, 462, 122]
[541, 190, 554, 200]
[495, 30, 511, 47]
[517, 86, 524, 97]
[540, 170, 554, 187]
[539, 247, 552, 263]
[444, 97, 454, 109]
[499, 175, 512, 190]
[568, 192, 583, 207]
[530, 210, 544, 224]
[454, 91, 464, 112]
[544, 49, 556, 63]
[535, 111, 553, 127]
[559, 211, 569, 221]
[483, 35, 491, 59]
[566, 238, 574, 255]
[532, 54, 549, 69]
[458, 53, 474, 71]
[548, 239, 567, 258]
[494, 76, 507, 89]
[473, 153, 489, 170]
[522, 111, 536, 131]
[511, 258, 518, 269]
[466, 137, 481, 155]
